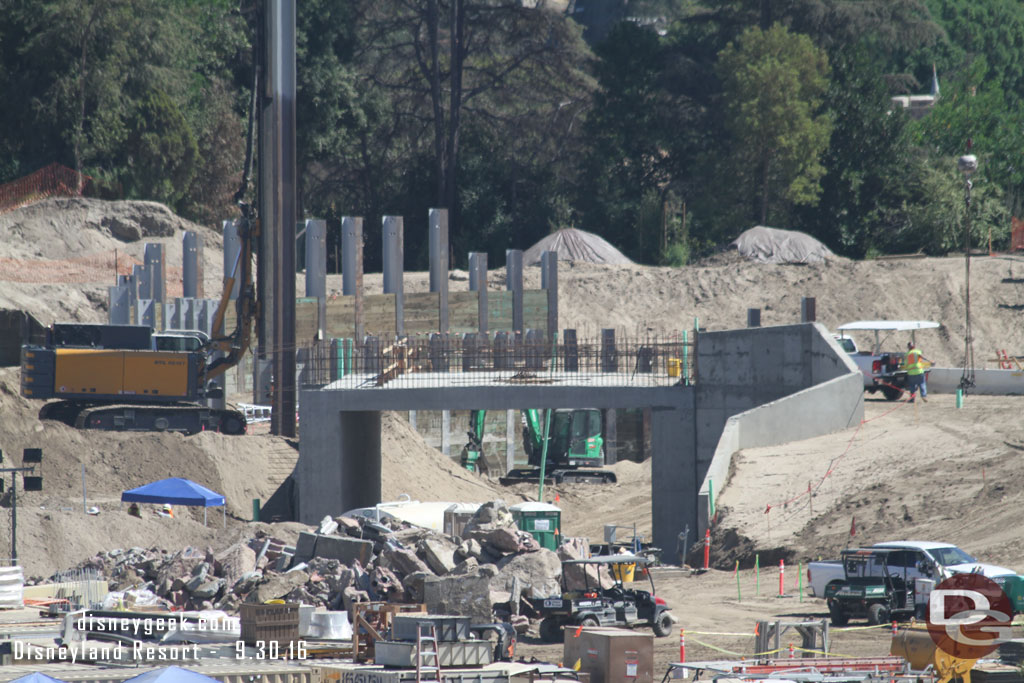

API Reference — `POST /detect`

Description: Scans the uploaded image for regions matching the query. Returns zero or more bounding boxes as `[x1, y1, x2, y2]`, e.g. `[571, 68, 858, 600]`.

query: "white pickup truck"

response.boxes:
[807, 540, 1018, 598]
[835, 321, 939, 401]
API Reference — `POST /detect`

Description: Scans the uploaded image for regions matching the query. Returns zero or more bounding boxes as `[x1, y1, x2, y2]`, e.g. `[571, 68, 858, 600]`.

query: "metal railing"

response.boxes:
[297, 331, 695, 390]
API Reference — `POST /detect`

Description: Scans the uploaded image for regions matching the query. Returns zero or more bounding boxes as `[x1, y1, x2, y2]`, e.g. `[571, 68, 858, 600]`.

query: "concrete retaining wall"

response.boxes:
[696, 323, 864, 534]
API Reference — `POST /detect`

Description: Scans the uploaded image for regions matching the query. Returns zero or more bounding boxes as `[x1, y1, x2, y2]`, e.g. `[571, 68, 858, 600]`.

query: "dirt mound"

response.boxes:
[717, 395, 1024, 571]
[380, 411, 504, 503]
[0, 198, 224, 324]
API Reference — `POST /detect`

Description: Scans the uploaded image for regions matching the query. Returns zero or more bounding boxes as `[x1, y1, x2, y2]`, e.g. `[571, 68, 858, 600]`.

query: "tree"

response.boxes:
[575, 21, 690, 262]
[793, 45, 917, 256]
[716, 23, 832, 225]
[350, 0, 594, 254]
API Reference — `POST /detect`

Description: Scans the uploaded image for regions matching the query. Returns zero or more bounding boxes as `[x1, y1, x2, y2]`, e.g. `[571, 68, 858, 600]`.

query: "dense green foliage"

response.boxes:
[1, 0, 1023, 263]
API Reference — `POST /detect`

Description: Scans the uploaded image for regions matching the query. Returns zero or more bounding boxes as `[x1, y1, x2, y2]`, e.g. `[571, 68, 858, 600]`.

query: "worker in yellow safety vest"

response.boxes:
[904, 342, 930, 403]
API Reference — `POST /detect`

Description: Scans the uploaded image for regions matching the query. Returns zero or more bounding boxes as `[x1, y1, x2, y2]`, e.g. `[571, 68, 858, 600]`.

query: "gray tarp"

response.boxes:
[524, 228, 633, 266]
[730, 226, 835, 264]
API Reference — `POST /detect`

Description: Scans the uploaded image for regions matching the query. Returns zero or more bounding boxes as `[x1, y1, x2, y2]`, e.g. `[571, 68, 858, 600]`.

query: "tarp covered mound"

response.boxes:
[523, 228, 633, 266]
[121, 477, 225, 507]
[730, 226, 835, 264]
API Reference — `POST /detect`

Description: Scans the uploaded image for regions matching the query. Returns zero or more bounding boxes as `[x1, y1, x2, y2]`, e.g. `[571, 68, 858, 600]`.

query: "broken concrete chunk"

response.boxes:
[383, 545, 432, 576]
[456, 538, 483, 561]
[191, 578, 225, 600]
[214, 543, 257, 585]
[246, 570, 309, 604]
[316, 535, 374, 566]
[418, 536, 458, 575]
[492, 548, 561, 599]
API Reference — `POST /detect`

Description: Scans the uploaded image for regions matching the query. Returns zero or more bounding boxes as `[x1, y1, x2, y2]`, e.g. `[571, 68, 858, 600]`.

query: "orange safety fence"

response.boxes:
[0, 163, 95, 214]
[0, 249, 186, 296]
[1012, 217, 1024, 251]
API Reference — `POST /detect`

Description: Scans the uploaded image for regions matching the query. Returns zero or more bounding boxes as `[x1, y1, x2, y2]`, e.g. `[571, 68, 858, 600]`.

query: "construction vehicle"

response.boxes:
[836, 320, 939, 400]
[534, 554, 674, 642]
[461, 409, 617, 484]
[20, 218, 257, 435]
[20, 13, 266, 437]
[824, 548, 931, 625]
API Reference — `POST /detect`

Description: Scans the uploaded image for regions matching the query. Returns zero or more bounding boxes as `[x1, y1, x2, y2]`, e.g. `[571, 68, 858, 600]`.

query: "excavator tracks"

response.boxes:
[41, 401, 247, 436]
[498, 468, 617, 486]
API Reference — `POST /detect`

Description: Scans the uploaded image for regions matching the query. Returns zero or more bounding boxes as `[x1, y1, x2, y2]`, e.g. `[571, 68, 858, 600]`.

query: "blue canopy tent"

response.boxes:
[121, 478, 226, 527]
[10, 673, 68, 683]
[124, 666, 221, 683]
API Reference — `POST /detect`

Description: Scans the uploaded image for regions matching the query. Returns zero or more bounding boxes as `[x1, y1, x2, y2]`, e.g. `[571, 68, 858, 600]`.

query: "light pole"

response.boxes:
[958, 154, 977, 392]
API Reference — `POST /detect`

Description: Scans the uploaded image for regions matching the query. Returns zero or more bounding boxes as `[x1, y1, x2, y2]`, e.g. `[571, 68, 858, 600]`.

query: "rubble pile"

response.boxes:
[46, 501, 565, 631]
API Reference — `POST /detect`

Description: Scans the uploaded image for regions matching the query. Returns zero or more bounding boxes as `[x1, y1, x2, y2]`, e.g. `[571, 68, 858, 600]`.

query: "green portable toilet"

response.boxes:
[510, 502, 562, 551]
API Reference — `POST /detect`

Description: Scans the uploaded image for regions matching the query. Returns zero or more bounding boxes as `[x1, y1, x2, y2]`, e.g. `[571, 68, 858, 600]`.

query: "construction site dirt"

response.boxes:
[2, 198, 1024, 676]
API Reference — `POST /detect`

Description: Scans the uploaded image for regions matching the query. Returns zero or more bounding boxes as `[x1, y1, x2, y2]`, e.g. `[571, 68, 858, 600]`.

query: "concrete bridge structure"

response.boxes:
[297, 322, 864, 554]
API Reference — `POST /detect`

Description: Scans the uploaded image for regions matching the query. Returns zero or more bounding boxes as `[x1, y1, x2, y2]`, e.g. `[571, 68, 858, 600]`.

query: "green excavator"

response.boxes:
[461, 408, 617, 485]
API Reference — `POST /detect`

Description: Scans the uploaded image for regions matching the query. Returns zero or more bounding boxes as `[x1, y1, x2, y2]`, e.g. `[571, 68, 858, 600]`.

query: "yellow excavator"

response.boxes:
[20, 213, 258, 435]
[19, 5, 271, 436]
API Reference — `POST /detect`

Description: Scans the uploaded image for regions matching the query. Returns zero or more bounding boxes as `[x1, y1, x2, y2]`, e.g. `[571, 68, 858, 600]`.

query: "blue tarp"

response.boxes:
[121, 478, 225, 507]
[124, 667, 221, 683]
[10, 674, 68, 683]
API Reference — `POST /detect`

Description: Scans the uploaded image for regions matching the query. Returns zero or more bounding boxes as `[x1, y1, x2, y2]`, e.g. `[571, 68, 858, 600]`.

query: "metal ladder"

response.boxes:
[416, 623, 443, 682]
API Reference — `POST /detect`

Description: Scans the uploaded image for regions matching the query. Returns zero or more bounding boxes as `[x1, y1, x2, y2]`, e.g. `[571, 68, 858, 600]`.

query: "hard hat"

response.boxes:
[163, 504, 172, 511]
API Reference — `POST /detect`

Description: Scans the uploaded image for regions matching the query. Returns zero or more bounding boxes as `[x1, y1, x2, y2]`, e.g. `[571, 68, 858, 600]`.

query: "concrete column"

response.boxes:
[506, 410, 516, 473]
[183, 230, 203, 299]
[165, 300, 180, 331]
[222, 220, 241, 300]
[298, 409, 382, 523]
[747, 308, 761, 327]
[144, 243, 166, 303]
[564, 329, 579, 372]
[541, 251, 558, 343]
[305, 219, 327, 298]
[651, 404, 697, 554]
[383, 216, 404, 337]
[601, 328, 617, 372]
[604, 409, 618, 465]
[469, 252, 488, 334]
[118, 273, 137, 311]
[305, 219, 328, 341]
[442, 410, 451, 456]
[801, 297, 816, 323]
[134, 264, 151, 301]
[429, 208, 450, 333]
[137, 299, 155, 329]
[342, 217, 364, 342]
[506, 249, 524, 332]
[108, 286, 130, 325]
[409, 410, 417, 431]
[180, 298, 195, 330]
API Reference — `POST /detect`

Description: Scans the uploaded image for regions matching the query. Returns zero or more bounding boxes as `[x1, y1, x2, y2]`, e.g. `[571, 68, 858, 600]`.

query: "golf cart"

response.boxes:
[534, 554, 675, 642]
[824, 548, 930, 626]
